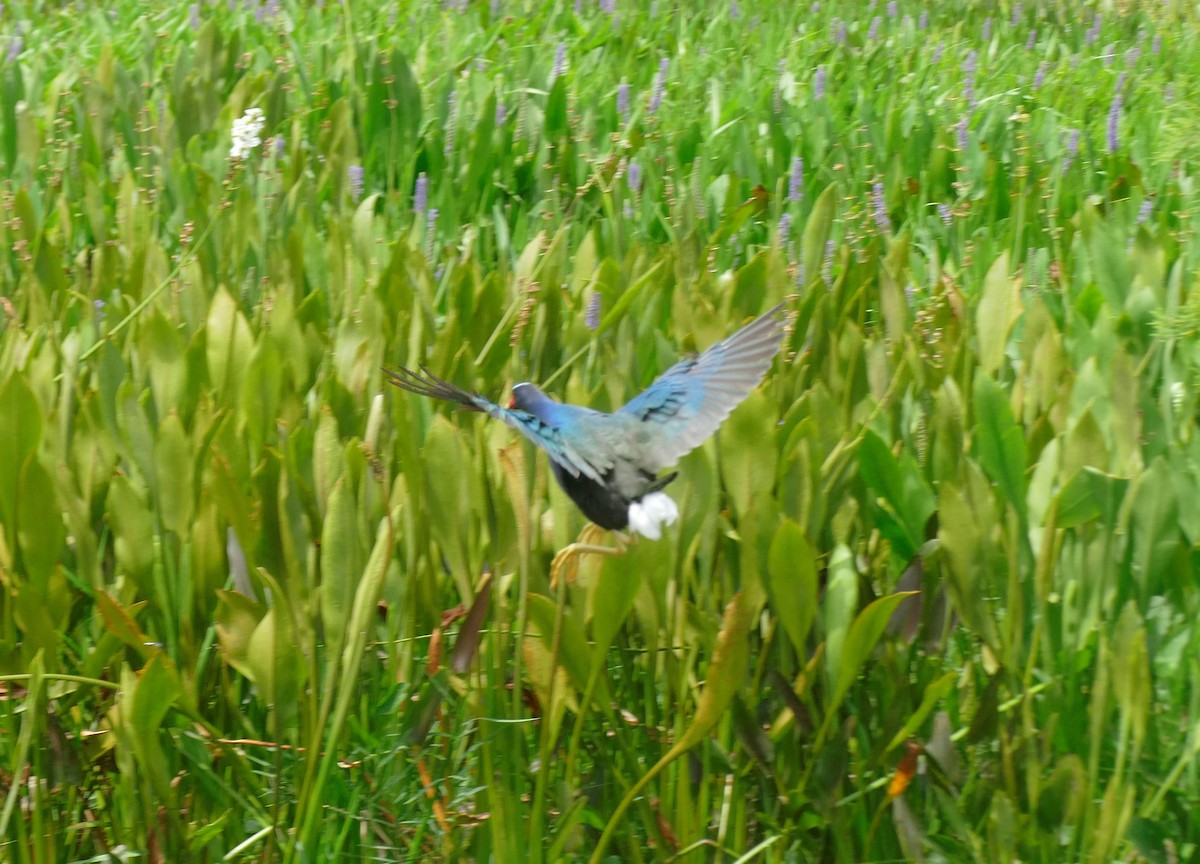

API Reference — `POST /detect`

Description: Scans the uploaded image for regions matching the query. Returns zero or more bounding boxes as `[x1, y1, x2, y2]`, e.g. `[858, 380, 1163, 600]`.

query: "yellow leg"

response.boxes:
[549, 524, 631, 587]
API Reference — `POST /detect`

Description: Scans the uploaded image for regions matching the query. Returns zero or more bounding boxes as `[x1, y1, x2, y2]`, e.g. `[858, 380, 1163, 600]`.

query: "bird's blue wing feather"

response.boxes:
[385, 366, 607, 482]
[618, 304, 786, 470]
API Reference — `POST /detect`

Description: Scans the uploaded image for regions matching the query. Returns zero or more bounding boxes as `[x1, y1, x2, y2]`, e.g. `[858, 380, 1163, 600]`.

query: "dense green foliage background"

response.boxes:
[2, 0, 1200, 860]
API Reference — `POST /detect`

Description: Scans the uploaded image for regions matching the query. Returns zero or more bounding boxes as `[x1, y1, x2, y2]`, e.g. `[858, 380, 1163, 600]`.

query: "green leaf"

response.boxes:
[1130, 457, 1180, 600]
[885, 671, 956, 752]
[975, 252, 1021, 376]
[829, 591, 917, 711]
[320, 478, 361, 656]
[154, 412, 194, 536]
[823, 544, 858, 692]
[1055, 469, 1102, 529]
[544, 76, 568, 140]
[801, 183, 837, 284]
[972, 371, 1027, 520]
[766, 519, 818, 659]
[0, 372, 42, 529]
[717, 387, 777, 517]
[125, 655, 183, 803]
[422, 415, 470, 582]
[858, 429, 935, 559]
[526, 593, 600, 707]
[106, 473, 156, 591]
[140, 311, 187, 422]
[16, 455, 64, 587]
[1111, 602, 1150, 750]
[1037, 754, 1086, 831]
[205, 286, 254, 405]
[937, 475, 1000, 650]
[675, 593, 752, 752]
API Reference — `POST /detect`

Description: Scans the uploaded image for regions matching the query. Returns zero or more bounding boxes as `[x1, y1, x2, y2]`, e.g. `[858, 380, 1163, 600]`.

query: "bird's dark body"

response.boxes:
[551, 462, 678, 530]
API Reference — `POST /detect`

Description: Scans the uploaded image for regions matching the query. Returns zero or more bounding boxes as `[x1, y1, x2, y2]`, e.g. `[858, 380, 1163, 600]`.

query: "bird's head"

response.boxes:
[508, 382, 551, 412]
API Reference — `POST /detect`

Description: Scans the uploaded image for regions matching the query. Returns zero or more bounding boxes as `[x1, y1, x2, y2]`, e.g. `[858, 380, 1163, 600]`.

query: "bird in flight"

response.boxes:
[386, 303, 786, 540]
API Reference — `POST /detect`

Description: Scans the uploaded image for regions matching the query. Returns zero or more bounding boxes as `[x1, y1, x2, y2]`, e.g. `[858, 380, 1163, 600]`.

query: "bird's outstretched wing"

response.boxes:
[618, 304, 786, 471]
[385, 366, 606, 482]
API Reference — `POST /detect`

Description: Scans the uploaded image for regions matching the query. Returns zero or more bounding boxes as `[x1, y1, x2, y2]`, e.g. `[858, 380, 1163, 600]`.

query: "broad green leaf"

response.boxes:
[823, 544, 858, 691]
[106, 473, 156, 591]
[858, 429, 935, 559]
[125, 655, 183, 803]
[140, 311, 187, 422]
[154, 412, 194, 536]
[16, 455, 64, 587]
[801, 184, 837, 282]
[718, 388, 777, 517]
[1037, 754, 1086, 831]
[1056, 469, 1102, 529]
[205, 286, 254, 405]
[938, 475, 1000, 650]
[1111, 602, 1150, 750]
[975, 252, 1021, 376]
[312, 406, 342, 519]
[830, 591, 917, 711]
[674, 593, 752, 752]
[972, 371, 1027, 520]
[1130, 457, 1180, 600]
[422, 416, 470, 584]
[766, 519, 818, 659]
[0, 372, 42, 528]
[526, 593, 604, 708]
[1062, 409, 1109, 479]
[885, 671, 957, 752]
[320, 478, 360, 655]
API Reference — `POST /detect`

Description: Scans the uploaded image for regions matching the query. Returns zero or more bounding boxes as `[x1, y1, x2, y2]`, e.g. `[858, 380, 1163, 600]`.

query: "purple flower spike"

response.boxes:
[348, 165, 364, 203]
[1107, 74, 1125, 153]
[617, 80, 630, 122]
[649, 58, 669, 114]
[552, 42, 566, 81]
[1033, 61, 1048, 89]
[813, 65, 827, 100]
[788, 156, 804, 203]
[962, 50, 978, 107]
[1063, 128, 1080, 171]
[414, 172, 428, 215]
[871, 182, 892, 233]
[585, 291, 602, 331]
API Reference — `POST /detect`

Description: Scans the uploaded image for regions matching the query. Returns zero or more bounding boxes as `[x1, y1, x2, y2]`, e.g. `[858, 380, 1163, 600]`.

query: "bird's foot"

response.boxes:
[549, 524, 628, 587]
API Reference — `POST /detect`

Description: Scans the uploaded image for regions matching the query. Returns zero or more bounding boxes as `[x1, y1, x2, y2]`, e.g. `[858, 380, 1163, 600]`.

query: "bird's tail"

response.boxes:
[383, 366, 486, 412]
[639, 471, 678, 496]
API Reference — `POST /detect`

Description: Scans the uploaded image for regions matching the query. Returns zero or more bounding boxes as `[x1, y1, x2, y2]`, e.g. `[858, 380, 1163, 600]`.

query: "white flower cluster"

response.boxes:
[229, 108, 265, 160]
